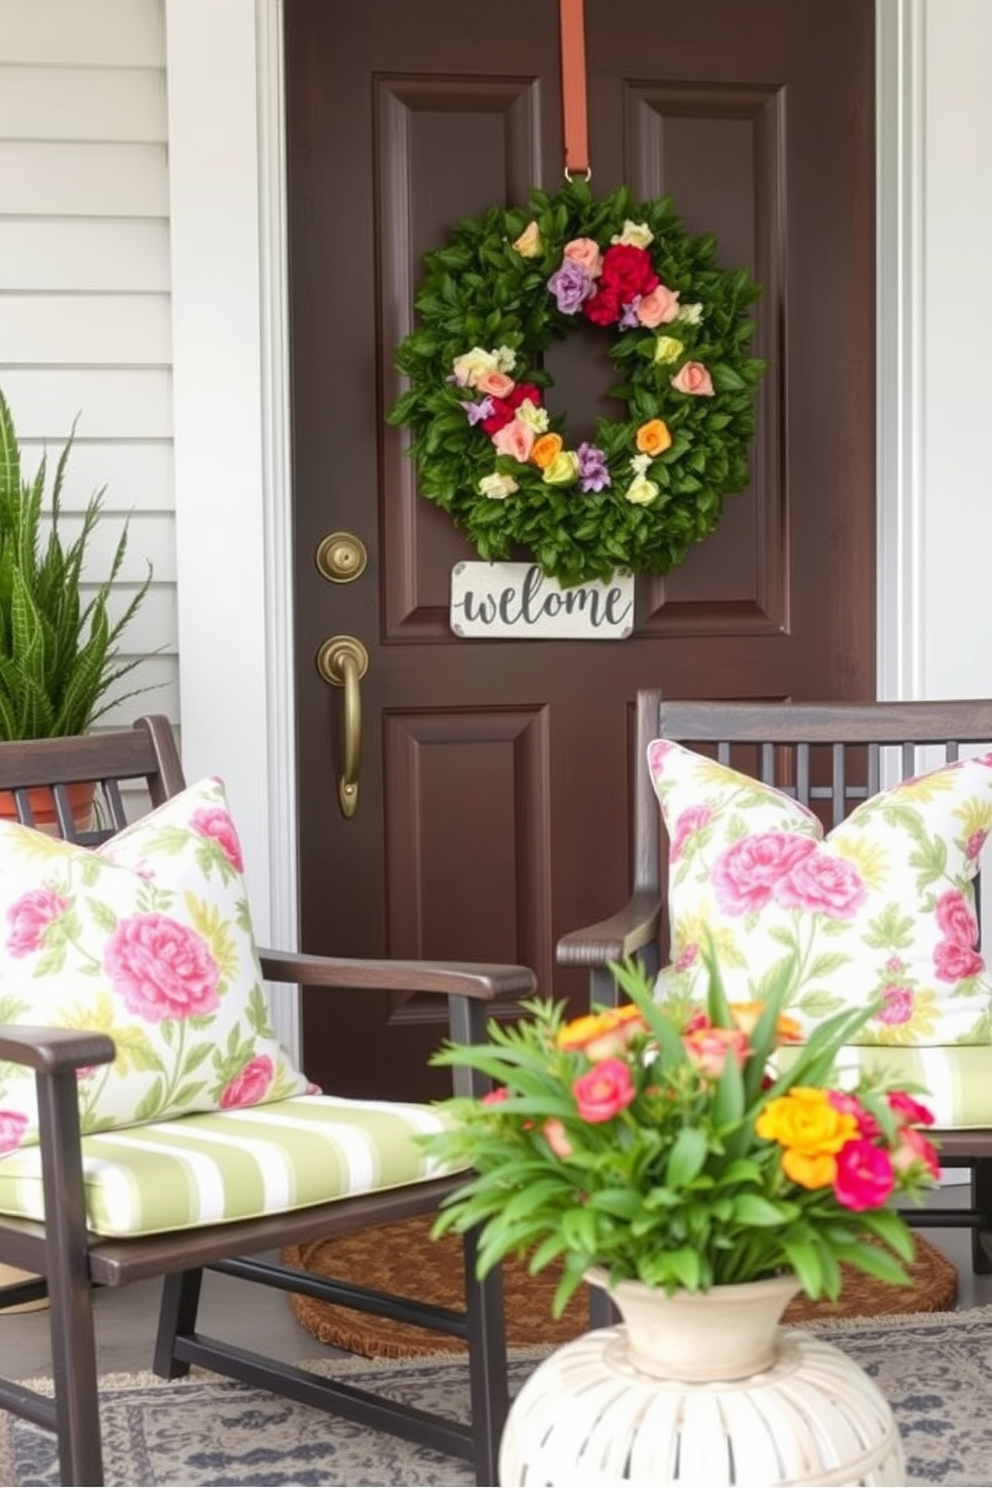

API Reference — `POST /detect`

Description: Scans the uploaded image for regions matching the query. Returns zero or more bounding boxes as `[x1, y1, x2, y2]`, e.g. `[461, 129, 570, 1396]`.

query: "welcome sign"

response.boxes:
[450, 562, 634, 640]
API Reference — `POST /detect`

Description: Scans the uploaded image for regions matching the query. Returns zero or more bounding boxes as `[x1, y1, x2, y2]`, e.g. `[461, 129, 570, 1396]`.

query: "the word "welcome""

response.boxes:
[450, 562, 634, 640]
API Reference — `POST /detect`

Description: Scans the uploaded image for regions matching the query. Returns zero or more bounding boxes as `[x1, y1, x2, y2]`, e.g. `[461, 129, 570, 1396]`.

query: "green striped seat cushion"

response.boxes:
[777, 1044, 992, 1128]
[0, 1094, 467, 1238]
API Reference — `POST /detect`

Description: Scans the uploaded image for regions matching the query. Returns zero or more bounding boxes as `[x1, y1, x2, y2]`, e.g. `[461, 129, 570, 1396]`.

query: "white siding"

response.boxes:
[0, 0, 177, 737]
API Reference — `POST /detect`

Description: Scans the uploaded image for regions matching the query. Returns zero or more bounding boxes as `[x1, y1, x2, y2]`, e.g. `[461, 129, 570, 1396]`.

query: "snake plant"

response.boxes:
[0, 388, 152, 740]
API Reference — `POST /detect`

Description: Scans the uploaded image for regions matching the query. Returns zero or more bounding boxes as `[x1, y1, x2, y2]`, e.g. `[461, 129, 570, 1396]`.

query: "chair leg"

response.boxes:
[972, 1160, 992, 1274]
[45, 1257, 104, 1486]
[153, 1269, 204, 1378]
[463, 1227, 509, 1487]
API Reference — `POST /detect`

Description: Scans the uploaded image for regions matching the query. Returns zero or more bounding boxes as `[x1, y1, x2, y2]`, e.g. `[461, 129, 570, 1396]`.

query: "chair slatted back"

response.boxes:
[634, 693, 992, 962]
[0, 717, 186, 844]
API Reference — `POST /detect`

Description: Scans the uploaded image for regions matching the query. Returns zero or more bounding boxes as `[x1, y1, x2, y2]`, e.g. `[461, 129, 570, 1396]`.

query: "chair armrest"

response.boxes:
[256, 950, 536, 1002]
[555, 888, 661, 968]
[0, 1025, 115, 1075]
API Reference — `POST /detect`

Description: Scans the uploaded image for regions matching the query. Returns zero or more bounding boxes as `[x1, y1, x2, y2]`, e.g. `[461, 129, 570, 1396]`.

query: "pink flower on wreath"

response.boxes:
[774, 850, 867, 919]
[833, 1139, 895, 1212]
[5, 888, 68, 957]
[669, 803, 712, 863]
[562, 238, 603, 278]
[636, 283, 681, 327]
[572, 1059, 635, 1123]
[491, 418, 536, 463]
[0, 1110, 29, 1155]
[191, 807, 244, 871]
[935, 888, 978, 948]
[104, 914, 220, 1023]
[711, 833, 817, 914]
[671, 361, 715, 396]
[933, 939, 984, 982]
[877, 985, 915, 1026]
[220, 1054, 274, 1108]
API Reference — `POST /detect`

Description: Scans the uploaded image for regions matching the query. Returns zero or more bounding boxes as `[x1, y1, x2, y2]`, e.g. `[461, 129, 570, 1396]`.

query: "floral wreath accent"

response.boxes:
[389, 180, 765, 588]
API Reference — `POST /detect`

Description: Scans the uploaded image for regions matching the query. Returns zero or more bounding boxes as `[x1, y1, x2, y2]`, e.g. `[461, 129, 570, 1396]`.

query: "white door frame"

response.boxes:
[165, 0, 921, 1060]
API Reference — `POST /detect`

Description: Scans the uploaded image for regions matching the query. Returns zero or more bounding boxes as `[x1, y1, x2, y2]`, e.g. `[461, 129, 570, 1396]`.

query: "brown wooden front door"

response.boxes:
[284, 0, 876, 1099]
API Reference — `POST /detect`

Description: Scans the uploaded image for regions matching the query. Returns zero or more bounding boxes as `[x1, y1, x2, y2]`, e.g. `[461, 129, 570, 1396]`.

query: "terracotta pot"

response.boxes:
[499, 1270, 906, 1486]
[0, 780, 96, 832]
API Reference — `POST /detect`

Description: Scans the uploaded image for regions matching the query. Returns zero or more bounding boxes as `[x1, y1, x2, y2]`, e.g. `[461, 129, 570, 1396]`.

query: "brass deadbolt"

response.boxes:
[315, 532, 368, 583]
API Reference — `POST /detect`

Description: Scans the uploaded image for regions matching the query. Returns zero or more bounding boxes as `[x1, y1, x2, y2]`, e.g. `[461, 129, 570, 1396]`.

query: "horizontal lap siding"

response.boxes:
[0, 0, 178, 745]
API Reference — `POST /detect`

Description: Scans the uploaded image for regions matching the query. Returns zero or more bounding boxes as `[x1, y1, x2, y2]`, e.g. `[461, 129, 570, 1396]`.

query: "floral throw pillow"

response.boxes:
[0, 777, 313, 1155]
[648, 740, 992, 1045]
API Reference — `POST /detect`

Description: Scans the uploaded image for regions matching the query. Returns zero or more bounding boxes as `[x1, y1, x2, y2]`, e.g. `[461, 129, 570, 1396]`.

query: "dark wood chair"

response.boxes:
[558, 691, 992, 1284]
[0, 715, 536, 1486]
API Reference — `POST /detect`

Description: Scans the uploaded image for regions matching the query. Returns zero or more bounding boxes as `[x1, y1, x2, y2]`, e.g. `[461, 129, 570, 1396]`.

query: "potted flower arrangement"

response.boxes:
[428, 950, 939, 1484]
[427, 948, 939, 1314]
[0, 387, 152, 746]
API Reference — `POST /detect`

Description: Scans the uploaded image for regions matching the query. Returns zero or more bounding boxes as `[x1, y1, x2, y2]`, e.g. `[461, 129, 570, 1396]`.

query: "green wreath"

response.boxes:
[388, 180, 764, 589]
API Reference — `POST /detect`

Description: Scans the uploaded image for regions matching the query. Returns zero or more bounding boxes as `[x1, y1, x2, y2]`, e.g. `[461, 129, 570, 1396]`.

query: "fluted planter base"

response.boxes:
[499, 1273, 904, 1487]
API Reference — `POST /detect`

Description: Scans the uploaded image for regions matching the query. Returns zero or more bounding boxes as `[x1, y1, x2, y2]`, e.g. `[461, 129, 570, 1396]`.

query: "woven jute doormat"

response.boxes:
[283, 1216, 958, 1360]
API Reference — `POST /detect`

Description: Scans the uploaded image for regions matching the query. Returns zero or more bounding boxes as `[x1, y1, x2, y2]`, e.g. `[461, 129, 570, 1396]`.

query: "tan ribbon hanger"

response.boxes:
[559, 0, 590, 177]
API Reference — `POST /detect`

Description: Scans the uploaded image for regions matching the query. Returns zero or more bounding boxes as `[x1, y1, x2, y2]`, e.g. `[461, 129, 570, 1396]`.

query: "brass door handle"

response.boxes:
[316, 636, 369, 818]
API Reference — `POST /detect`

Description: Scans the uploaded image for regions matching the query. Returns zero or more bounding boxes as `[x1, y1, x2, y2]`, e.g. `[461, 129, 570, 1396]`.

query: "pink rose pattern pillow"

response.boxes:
[0, 778, 312, 1154]
[648, 740, 992, 1046]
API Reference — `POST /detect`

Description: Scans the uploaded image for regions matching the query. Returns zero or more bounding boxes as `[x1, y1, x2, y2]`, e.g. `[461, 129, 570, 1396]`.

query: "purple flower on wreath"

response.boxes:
[577, 442, 611, 493]
[548, 260, 594, 315]
[619, 298, 642, 330]
[461, 397, 495, 426]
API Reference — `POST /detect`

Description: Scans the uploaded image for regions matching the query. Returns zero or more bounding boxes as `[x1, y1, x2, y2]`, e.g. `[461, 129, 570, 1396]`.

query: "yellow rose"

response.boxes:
[781, 1148, 838, 1191]
[610, 219, 654, 250]
[512, 221, 543, 258]
[452, 346, 498, 388]
[516, 397, 550, 434]
[755, 1087, 858, 1155]
[654, 335, 685, 365]
[624, 474, 660, 506]
[542, 450, 581, 486]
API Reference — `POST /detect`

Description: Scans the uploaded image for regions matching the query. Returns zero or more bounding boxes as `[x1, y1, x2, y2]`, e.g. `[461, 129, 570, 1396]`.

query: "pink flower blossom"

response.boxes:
[191, 807, 244, 871]
[220, 1055, 274, 1108]
[0, 1110, 29, 1155]
[542, 1118, 574, 1158]
[671, 361, 715, 396]
[674, 942, 699, 973]
[966, 829, 988, 862]
[833, 1139, 895, 1211]
[669, 804, 712, 863]
[636, 283, 680, 327]
[481, 1087, 510, 1107]
[887, 1090, 935, 1128]
[933, 939, 984, 982]
[711, 833, 817, 914]
[877, 985, 914, 1025]
[104, 914, 220, 1023]
[491, 418, 536, 462]
[774, 850, 867, 919]
[935, 888, 978, 947]
[5, 888, 68, 957]
[828, 1091, 881, 1139]
[572, 1059, 636, 1123]
[683, 1025, 748, 1079]
[891, 1124, 940, 1179]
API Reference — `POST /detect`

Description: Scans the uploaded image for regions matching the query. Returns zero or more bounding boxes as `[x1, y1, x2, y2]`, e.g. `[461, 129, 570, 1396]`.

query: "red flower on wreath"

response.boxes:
[480, 382, 545, 436]
[584, 245, 658, 326]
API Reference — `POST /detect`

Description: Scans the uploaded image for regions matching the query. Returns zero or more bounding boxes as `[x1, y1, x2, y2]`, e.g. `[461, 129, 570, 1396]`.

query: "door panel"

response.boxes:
[284, 0, 876, 1098]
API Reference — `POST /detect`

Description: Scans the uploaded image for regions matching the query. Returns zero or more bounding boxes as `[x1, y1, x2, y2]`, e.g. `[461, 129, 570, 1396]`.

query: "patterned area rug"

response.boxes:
[4, 1309, 992, 1486]
[283, 1215, 958, 1357]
